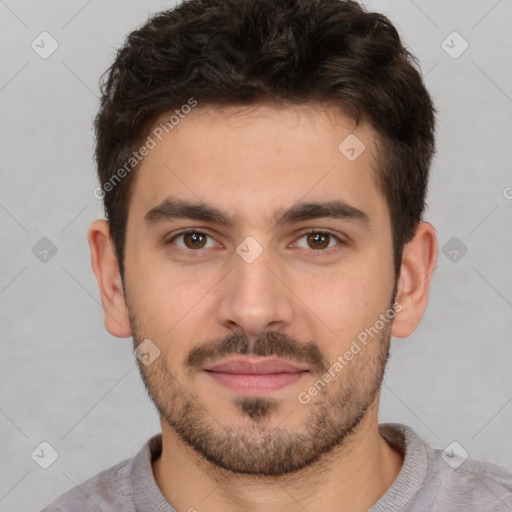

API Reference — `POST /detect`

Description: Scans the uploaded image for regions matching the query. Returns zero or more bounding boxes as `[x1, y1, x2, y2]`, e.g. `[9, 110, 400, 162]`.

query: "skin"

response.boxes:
[88, 103, 437, 512]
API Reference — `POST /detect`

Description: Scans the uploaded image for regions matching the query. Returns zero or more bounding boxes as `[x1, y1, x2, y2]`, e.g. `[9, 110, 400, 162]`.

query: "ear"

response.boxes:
[391, 221, 438, 338]
[87, 219, 132, 338]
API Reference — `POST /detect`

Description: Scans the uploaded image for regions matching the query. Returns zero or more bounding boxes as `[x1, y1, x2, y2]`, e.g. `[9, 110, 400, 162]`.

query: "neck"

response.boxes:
[152, 399, 404, 512]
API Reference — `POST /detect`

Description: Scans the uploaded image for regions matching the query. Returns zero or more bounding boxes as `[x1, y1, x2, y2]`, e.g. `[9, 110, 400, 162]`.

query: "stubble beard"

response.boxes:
[131, 311, 392, 476]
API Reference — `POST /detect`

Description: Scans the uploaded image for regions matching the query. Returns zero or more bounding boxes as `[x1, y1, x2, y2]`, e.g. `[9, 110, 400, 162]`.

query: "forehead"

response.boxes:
[128, 103, 388, 230]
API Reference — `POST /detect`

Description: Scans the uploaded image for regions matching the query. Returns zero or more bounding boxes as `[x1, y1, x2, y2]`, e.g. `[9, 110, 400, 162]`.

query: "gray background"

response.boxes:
[1, 0, 511, 510]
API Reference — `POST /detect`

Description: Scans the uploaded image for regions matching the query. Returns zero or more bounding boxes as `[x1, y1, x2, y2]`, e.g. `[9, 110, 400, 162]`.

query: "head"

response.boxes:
[89, 0, 437, 476]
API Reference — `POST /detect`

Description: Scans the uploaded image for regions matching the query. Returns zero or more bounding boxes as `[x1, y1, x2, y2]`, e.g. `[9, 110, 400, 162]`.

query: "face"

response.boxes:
[122, 104, 398, 475]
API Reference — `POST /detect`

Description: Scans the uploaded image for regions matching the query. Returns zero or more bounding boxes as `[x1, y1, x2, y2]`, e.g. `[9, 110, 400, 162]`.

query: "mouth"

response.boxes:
[202, 356, 309, 395]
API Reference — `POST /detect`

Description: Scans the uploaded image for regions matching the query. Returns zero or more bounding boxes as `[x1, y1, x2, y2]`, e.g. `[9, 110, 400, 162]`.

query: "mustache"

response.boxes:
[185, 331, 330, 374]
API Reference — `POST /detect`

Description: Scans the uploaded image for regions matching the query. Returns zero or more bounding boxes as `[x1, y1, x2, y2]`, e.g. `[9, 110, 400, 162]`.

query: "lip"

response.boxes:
[202, 356, 309, 395]
[203, 356, 309, 374]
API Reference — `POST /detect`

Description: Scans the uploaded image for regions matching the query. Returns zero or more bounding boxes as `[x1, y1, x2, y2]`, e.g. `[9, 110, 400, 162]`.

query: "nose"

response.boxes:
[216, 243, 295, 338]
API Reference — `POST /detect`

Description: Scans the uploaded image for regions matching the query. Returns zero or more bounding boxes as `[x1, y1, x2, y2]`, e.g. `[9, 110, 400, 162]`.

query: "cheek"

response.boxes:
[301, 266, 391, 347]
[126, 258, 220, 344]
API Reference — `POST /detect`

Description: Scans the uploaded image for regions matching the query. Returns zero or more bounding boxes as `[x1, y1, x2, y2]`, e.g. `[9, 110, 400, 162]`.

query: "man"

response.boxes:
[43, 0, 512, 510]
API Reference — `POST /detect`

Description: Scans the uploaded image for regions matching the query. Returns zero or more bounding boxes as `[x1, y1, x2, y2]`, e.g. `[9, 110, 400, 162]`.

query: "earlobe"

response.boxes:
[87, 219, 132, 338]
[391, 222, 438, 339]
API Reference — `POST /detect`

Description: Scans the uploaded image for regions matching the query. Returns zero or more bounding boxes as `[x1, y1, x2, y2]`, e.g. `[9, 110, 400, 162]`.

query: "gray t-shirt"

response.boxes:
[42, 423, 512, 511]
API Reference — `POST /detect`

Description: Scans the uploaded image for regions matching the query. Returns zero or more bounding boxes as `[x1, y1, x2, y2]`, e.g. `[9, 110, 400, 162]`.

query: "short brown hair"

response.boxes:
[94, 0, 436, 284]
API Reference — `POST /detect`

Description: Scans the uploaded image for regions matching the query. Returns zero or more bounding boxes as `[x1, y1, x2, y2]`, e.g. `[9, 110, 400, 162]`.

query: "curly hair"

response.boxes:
[94, 0, 436, 283]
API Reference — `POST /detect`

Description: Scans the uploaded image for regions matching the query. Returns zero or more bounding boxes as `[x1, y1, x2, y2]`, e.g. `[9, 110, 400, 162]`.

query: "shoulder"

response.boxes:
[377, 423, 512, 512]
[41, 454, 137, 511]
[431, 451, 512, 511]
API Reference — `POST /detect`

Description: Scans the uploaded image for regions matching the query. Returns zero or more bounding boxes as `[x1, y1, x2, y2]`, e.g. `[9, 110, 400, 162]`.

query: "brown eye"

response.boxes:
[183, 231, 207, 249]
[295, 230, 342, 252]
[168, 230, 216, 250]
[306, 232, 330, 250]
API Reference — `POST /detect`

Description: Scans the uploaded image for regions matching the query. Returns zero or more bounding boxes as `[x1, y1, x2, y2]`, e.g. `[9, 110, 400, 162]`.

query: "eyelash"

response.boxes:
[165, 228, 345, 257]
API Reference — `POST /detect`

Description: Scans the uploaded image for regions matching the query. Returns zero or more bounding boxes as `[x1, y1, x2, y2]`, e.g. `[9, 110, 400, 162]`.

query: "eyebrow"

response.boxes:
[144, 196, 371, 231]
